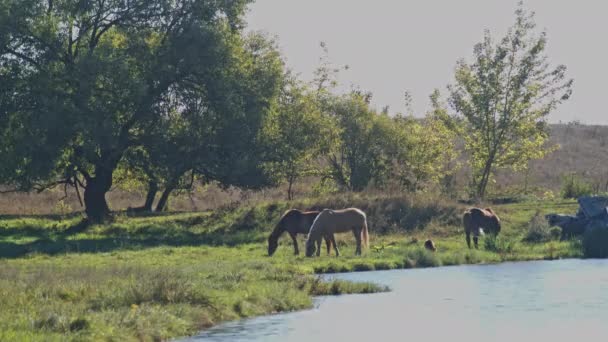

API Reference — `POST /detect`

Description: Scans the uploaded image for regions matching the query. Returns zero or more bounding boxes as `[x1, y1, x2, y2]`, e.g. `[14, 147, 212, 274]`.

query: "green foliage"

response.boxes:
[393, 93, 460, 192]
[483, 235, 516, 255]
[0, 0, 281, 220]
[560, 173, 594, 199]
[448, 3, 572, 199]
[324, 92, 404, 191]
[262, 74, 330, 199]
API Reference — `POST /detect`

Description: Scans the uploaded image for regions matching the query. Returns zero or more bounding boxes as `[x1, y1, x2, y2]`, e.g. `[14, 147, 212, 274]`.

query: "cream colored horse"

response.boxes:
[305, 208, 369, 257]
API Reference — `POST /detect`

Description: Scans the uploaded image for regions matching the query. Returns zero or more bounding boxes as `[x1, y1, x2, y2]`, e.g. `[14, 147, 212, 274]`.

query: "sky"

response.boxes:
[246, 0, 608, 125]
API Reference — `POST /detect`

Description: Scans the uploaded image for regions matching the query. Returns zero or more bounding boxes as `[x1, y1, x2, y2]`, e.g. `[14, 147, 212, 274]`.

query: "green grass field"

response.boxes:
[0, 195, 583, 341]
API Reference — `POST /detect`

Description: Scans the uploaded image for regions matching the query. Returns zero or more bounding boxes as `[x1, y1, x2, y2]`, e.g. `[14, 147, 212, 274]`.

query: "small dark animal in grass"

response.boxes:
[305, 208, 369, 257]
[268, 209, 336, 256]
[545, 214, 587, 240]
[424, 239, 436, 252]
[463, 208, 501, 249]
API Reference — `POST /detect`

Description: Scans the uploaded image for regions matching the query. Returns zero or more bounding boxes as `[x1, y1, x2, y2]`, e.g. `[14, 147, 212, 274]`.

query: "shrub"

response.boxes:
[405, 248, 441, 268]
[484, 235, 515, 254]
[549, 227, 562, 240]
[582, 220, 608, 258]
[523, 212, 554, 243]
[561, 174, 593, 199]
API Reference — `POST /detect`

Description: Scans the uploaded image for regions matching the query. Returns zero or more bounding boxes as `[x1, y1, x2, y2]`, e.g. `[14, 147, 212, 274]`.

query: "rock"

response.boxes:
[582, 219, 608, 258]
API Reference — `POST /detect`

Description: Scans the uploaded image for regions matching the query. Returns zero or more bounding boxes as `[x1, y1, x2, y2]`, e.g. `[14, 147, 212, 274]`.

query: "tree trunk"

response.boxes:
[84, 169, 113, 223]
[287, 174, 295, 201]
[155, 181, 176, 212]
[476, 154, 496, 200]
[142, 180, 158, 211]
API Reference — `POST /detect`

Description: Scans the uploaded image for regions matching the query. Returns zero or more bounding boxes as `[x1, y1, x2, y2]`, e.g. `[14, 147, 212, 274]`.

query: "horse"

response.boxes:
[305, 208, 369, 257]
[463, 207, 501, 249]
[267, 209, 335, 256]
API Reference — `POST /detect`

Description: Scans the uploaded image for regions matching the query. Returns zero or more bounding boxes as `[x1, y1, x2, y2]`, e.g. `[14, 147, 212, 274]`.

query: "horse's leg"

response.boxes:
[353, 228, 362, 256]
[466, 232, 471, 249]
[330, 234, 340, 257]
[325, 234, 331, 256]
[289, 232, 299, 255]
[316, 237, 322, 257]
[473, 234, 479, 249]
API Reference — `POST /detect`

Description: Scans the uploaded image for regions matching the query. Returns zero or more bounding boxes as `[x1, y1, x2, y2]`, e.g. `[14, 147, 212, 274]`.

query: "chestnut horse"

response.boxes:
[463, 207, 501, 249]
[305, 208, 369, 257]
[268, 209, 335, 256]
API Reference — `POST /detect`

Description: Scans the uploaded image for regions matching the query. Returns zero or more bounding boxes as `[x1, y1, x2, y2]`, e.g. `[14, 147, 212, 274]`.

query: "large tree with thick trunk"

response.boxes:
[0, 0, 280, 221]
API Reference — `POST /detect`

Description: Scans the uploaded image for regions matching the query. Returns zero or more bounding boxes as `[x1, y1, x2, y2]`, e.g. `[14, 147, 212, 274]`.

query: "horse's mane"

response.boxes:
[484, 208, 495, 215]
[269, 210, 296, 239]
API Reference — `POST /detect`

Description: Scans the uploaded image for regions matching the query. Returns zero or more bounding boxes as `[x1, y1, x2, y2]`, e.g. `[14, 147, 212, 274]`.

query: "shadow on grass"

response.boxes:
[0, 229, 265, 258]
[0, 210, 267, 259]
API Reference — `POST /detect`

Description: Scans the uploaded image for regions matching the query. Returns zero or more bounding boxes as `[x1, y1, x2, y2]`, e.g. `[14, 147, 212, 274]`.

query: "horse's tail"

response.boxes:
[361, 219, 369, 249]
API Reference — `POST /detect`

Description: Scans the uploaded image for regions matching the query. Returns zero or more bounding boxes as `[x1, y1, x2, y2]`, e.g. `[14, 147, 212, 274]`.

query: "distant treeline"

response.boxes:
[0, 1, 573, 221]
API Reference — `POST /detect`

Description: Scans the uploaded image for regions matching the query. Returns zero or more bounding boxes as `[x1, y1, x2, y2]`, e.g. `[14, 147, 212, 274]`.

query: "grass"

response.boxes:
[0, 195, 585, 341]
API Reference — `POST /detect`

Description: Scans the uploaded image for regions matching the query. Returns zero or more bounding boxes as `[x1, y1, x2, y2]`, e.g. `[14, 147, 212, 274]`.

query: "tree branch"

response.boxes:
[4, 47, 41, 69]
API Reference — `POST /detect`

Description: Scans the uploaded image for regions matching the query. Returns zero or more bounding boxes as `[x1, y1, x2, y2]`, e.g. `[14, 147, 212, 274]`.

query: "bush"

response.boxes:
[405, 248, 441, 268]
[582, 220, 608, 258]
[549, 227, 562, 240]
[523, 212, 554, 243]
[484, 235, 515, 254]
[561, 174, 593, 199]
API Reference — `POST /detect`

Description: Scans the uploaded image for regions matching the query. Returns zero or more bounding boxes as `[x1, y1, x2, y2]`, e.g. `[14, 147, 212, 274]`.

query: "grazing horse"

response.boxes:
[463, 208, 501, 249]
[305, 208, 369, 257]
[268, 209, 335, 256]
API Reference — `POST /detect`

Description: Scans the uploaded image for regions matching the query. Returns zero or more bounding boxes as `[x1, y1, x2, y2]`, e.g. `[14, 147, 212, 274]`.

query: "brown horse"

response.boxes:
[463, 207, 501, 249]
[268, 209, 335, 256]
[305, 208, 369, 257]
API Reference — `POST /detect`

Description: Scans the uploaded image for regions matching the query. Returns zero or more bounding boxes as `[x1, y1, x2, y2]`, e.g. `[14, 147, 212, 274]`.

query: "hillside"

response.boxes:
[493, 123, 608, 194]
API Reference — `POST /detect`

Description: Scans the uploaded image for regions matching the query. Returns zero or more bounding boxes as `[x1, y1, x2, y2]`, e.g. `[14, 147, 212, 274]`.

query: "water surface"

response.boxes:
[185, 259, 608, 341]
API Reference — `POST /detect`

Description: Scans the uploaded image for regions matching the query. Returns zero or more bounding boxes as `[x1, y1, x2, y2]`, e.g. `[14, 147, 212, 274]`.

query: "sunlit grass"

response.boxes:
[0, 197, 584, 340]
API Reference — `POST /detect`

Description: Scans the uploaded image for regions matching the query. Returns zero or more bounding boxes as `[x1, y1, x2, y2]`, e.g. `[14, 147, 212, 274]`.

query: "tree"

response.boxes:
[262, 75, 328, 200]
[0, 0, 279, 221]
[393, 92, 460, 193]
[325, 91, 400, 191]
[122, 32, 284, 212]
[448, 3, 573, 200]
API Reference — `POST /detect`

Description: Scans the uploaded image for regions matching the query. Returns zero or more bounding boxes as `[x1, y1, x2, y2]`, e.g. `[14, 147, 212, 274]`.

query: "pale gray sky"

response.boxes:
[246, 0, 608, 124]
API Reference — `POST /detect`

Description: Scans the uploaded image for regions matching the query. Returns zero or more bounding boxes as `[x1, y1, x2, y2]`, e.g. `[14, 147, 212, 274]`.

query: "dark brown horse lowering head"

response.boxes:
[268, 209, 329, 256]
[463, 207, 501, 249]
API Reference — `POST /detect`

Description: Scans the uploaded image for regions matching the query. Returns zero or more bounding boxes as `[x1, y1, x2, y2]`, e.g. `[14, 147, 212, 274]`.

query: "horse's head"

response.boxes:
[492, 216, 502, 235]
[305, 238, 316, 257]
[268, 235, 279, 256]
[483, 208, 501, 235]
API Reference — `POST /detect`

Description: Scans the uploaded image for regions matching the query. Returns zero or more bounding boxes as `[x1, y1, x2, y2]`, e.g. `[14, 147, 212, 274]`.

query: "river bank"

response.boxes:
[0, 197, 583, 340]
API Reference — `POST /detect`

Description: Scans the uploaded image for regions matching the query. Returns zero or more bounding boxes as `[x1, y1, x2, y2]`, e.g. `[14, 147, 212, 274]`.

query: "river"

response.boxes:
[183, 259, 608, 341]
